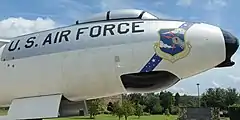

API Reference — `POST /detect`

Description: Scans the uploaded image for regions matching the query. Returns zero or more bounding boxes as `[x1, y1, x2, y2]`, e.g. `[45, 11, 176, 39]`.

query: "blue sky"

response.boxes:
[0, 0, 239, 95]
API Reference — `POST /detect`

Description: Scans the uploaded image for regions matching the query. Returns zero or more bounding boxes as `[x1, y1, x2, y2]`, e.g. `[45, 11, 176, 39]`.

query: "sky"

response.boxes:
[0, 0, 239, 95]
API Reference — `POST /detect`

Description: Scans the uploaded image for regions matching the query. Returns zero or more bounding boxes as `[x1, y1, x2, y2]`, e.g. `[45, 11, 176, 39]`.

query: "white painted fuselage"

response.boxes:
[0, 19, 227, 107]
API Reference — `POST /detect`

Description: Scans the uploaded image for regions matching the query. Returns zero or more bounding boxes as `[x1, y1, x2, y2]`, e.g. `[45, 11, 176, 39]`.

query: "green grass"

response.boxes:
[0, 111, 230, 120]
[0, 110, 177, 120]
[50, 114, 178, 120]
[0, 110, 7, 116]
[50, 115, 231, 120]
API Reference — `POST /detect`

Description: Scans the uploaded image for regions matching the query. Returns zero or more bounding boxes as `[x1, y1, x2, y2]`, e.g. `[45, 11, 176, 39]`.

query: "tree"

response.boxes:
[122, 99, 135, 120]
[201, 88, 226, 109]
[160, 91, 173, 111]
[201, 87, 239, 110]
[152, 102, 163, 114]
[179, 95, 198, 107]
[87, 98, 104, 119]
[174, 93, 180, 106]
[225, 88, 239, 107]
[144, 93, 159, 113]
[135, 103, 144, 118]
[128, 93, 143, 104]
[112, 101, 124, 120]
[111, 100, 135, 120]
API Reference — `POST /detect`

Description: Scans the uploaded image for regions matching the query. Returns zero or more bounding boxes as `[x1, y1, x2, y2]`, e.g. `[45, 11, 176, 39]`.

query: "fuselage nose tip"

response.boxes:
[215, 29, 239, 67]
[222, 29, 239, 58]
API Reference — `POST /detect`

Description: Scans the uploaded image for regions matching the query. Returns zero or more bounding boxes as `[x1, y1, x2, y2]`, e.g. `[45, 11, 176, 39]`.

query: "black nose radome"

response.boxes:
[216, 29, 239, 67]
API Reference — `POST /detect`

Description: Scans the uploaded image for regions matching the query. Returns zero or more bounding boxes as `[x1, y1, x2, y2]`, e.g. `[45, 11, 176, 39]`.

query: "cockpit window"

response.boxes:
[141, 12, 159, 19]
[80, 9, 159, 23]
[109, 9, 142, 19]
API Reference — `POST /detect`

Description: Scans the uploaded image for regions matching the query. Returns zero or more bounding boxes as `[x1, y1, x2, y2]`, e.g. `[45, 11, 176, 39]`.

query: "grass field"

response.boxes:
[49, 114, 230, 120]
[0, 110, 177, 120]
[0, 110, 6, 116]
[0, 110, 230, 120]
[50, 114, 178, 120]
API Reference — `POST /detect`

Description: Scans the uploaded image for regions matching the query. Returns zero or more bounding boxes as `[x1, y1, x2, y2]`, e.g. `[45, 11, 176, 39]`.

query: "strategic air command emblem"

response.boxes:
[140, 22, 195, 72]
[153, 27, 192, 63]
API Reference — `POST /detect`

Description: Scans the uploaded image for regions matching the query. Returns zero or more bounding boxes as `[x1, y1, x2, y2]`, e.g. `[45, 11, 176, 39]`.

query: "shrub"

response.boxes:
[103, 111, 111, 114]
[143, 112, 150, 116]
[170, 106, 180, 115]
[228, 104, 240, 120]
[165, 109, 170, 116]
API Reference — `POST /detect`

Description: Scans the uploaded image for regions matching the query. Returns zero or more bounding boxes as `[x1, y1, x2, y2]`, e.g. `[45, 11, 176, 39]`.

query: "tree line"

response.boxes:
[87, 87, 240, 119]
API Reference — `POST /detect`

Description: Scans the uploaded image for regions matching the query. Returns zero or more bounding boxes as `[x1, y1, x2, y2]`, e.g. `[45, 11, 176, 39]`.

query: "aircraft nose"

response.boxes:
[216, 29, 239, 67]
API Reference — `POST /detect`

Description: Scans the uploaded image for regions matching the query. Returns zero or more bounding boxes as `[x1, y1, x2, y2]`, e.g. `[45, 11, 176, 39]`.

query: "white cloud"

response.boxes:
[145, 10, 174, 19]
[204, 0, 227, 10]
[167, 85, 186, 95]
[100, 0, 133, 10]
[214, 0, 227, 6]
[228, 75, 240, 83]
[212, 80, 221, 88]
[0, 17, 57, 38]
[176, 0, 193, 6]
[100, 0, 174, 19]
[155, 1, 164, 6]
[53, 0, 173, 23]
[57, 0, 94, 22]
[189, 16, 199, 20]
[202, 0, 228, 26]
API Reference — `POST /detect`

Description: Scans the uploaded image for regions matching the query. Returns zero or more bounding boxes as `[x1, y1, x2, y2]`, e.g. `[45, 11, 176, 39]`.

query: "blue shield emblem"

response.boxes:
[154, 28, 192, 63]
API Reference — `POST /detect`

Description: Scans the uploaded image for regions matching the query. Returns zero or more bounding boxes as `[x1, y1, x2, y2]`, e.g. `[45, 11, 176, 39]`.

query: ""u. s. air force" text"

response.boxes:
[7, 21, 144, 52]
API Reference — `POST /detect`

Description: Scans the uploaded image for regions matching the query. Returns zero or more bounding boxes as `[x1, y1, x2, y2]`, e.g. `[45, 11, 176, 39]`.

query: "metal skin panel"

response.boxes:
[7, 94, 62, 119]
[0, 116, 11, 120]
[0, 39, 10, 48]
[0, 20, 225, 106]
